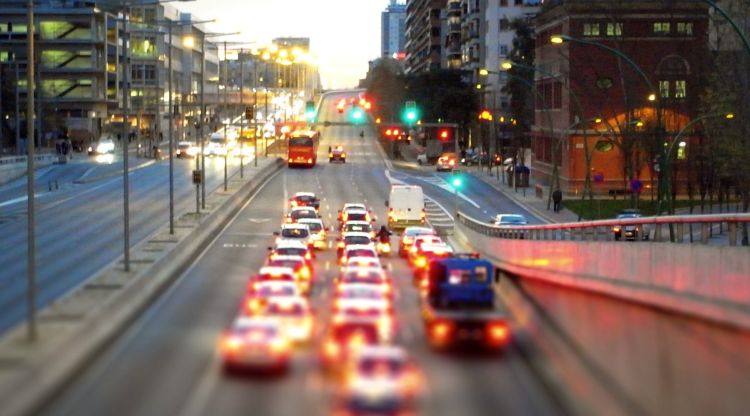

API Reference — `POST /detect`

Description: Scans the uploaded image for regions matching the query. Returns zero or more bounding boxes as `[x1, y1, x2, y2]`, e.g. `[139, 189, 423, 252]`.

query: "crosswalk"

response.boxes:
[424, 197, 454, 231]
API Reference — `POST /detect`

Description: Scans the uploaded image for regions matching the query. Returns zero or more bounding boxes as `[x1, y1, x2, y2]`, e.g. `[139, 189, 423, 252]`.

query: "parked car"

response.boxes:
[88, 137, 116, 155]
[612, 209, 650, 241]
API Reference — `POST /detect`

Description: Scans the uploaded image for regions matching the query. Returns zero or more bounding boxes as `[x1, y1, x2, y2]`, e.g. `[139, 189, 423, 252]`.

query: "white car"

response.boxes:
[297, 218, 327, 250]
[340, 244, 379, 265]
[262, 296, 314, 344]
[341, 256, 382, 271]
[492, 214, 529, 227]
[88, 137, 116, 155]
[275, 223, 313, 247]
[219, 317, 291, 373]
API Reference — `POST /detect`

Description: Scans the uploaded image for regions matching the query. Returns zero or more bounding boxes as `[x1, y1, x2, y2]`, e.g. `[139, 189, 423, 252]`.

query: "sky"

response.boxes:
[178, 0, 388, 90]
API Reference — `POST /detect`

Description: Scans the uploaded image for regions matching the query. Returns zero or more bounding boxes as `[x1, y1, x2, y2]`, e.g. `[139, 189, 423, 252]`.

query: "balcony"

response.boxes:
[448, 23, 461, 34]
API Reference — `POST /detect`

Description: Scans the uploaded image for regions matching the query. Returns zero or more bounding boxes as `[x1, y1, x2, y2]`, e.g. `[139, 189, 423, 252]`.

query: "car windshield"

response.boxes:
[347, 249, 376, 258]
[345, 236, 372, 245]
[296, 195, 316, 203]
[265, 302, 306, 316]
[236, 325, 277, 337]
[291, 210, 317, 219]
[339, 288, 382, 299]
[358, 358, 404, 376]
[210, 137, 226, 144]
[499, 215, 527, 224]
[332, 324, 378, 342]
[178, 144, 190, 149]
[301, 222, 322, 232]
[267, 259, 302, 269]
[257, 273, 293, 282]
[346, 213, 368, 222]
[281, 228, 309, 238]
[341, 275, 385, 285]
[617, 214, 640, 219]
[276, 248, 306, 257]
[405, 228, 434, 237]
[256, 286, 296, 297]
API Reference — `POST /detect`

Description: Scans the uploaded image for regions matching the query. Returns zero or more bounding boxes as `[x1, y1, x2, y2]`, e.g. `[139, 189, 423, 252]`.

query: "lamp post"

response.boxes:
[660, 112, 735, 215]
[25, 0, 36, 341]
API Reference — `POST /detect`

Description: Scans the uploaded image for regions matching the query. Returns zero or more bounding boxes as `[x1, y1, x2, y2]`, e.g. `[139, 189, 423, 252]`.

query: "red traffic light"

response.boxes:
[438, 128, 451, 140]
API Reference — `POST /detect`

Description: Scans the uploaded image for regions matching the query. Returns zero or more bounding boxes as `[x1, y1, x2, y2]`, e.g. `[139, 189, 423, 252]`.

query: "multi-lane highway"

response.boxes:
[37, 91, 565, 416]
[0, 147, 255, 333]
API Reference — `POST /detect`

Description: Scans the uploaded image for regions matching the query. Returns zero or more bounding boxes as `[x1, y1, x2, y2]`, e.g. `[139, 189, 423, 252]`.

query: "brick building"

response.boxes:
[531, 0, 710, 196]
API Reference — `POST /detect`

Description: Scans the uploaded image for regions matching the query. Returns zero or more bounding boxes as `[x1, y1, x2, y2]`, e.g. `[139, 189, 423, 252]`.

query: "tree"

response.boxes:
[363, 58, 405, 123]
[504, 18, 536, 163]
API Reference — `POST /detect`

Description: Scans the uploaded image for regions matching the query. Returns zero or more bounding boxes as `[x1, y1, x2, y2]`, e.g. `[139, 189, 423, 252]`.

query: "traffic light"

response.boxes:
[450, 170, 463, 188]
[402, 101, 418, 125]
[438, 128, 451, 141]
[479, 110, 493, 121]
[349, 105, 365, 124]
[305, 100, 316, 121]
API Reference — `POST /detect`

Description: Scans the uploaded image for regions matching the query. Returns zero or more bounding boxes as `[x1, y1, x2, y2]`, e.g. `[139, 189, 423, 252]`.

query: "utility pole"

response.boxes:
[223, 40, 227, 191]
[239, 48, 244, 177]
[167, 21, 174, 234]
[199, 33, 206, 209]
[25, 0, 37, 341]
[122, 7, 131, 272]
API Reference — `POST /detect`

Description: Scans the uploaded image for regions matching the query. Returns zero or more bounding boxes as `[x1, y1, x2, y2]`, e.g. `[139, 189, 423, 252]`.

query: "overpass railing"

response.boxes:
[456, 211, 750, 246]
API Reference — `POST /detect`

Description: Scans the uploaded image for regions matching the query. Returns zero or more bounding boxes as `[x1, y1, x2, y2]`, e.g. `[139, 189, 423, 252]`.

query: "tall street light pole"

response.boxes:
[25, 0, 36, 341]
[223, 40, 228, 191]
[122, 7, 132, 272]
[239, 48, 244, 178]
[167, 21, 174, 233]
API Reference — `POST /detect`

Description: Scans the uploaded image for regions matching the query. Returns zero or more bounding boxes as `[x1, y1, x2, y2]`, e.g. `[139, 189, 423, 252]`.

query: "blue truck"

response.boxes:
[421, 255, 510, 350]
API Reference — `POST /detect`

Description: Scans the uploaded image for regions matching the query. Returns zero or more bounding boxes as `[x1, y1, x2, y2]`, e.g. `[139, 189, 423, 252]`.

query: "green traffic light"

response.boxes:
[451, 177, 462, 187]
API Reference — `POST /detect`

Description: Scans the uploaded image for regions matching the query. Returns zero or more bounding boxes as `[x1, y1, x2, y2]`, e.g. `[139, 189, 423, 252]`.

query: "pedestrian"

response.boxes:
[552, 189, 563, 213]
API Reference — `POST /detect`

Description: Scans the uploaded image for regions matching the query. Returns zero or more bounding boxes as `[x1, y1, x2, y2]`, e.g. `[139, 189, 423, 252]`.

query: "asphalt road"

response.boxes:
[0, 148, 262, 334]
[38, 91, 563, 416]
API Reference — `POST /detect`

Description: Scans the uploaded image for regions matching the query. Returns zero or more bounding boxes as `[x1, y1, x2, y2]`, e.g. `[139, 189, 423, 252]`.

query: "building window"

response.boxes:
[515, 0, 523, 5]
[677, 22, 693, 35]
[499, 44, 509, 56]
[501, 0, 508, 6]
[499, 18, 510, 31]
[606, 22, 623, 36]
[0, 51, 12, 62]
[659, 80, 670, 98]
[653, 22, 671, 35]
[583, 23, 600, 37]
[674, 80, 686, 98]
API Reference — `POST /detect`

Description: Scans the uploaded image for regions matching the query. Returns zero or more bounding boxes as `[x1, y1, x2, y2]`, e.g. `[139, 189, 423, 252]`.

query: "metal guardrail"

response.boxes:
[456, 211, 750, 246]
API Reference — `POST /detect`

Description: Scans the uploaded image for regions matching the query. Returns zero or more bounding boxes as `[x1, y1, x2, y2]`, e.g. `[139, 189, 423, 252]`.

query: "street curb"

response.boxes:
[0, 158, 284, 416]
[72, 159, 157, 184]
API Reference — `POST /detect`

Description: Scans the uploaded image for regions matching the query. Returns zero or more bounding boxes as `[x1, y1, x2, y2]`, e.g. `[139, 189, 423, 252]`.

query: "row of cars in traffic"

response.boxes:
[218, 191, 425, 414]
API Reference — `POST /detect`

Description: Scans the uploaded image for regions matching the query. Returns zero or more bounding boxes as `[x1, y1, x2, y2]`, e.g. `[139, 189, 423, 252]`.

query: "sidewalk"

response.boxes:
[392, 141, 578, 224]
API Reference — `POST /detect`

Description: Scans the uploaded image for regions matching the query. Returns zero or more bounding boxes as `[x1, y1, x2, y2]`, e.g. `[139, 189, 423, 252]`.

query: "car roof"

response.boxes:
[258, 266, 296, 276]
[274, 240, 308, 248]
[254, 280, 297, 288]
[343, 203, 367, 210]
[335, 298, 389, 308]
[336, 283, 386, 292]
[421, 243, 453, 253]
[290, 206, 316, 212]
[354, 345, 409, 361]
[298, 218, 323, 225]
[281, 223, 310, 230]
[233, 316, 280, 330]
[294, 192, 316, 197]
[404, 227, 435, 235]
[345, 244, 377, 251]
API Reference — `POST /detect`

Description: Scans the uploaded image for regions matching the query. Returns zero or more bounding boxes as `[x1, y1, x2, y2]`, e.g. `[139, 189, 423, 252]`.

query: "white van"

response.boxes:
[386, 185, 426, 229]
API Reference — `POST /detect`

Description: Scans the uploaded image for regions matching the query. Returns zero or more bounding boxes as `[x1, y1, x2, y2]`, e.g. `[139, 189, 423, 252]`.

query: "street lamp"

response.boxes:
[198, 31, 240, 210]
[659, 112, 735, 215]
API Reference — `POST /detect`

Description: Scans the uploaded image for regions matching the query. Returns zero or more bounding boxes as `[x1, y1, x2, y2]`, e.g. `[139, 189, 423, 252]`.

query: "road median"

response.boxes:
[0, 157, 284, 416]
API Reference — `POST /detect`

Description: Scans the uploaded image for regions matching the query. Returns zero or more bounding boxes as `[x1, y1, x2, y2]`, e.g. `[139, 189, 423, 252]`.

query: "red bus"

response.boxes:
[287, 130, 320, 167]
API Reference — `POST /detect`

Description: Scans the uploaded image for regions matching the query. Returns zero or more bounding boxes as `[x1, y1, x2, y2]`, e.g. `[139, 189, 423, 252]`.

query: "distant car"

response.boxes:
[341, 220, 375, 238]
[260, 296, 314, 344]
[338, 203, 370, 222]
[275, 223, 313, 248]
[340, 244, 379, 266]
[329, 145, 347, 163]
[176, 141, 198, 158]
[436, 152, 458, 172]
[289, 192, 320, 211]
[286, 206, 319, 224]
[337, 232, 375, 257]
[269, 240, 314, 264]
[492, 214, 529, 227]
[219, 317, 291, 373]
[88, 137, 116, 155]
[612, 210, 649, 241]
[399, 227, 437, 257]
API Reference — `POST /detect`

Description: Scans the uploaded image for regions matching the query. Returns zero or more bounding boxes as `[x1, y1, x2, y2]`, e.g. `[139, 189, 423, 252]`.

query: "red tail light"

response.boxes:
[487, 322, 510, 345]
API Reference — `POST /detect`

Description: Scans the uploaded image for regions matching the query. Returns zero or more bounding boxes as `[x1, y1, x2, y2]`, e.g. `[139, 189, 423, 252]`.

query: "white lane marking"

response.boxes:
[222, 243, 258, 248]
[248, 218, 270, 223]
[422, 195, 454, 221]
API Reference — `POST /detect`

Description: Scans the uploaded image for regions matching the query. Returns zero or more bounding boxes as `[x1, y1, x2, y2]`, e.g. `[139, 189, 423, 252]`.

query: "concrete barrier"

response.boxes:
[455, 221, 750, 330]
[0, 158, 284, 416]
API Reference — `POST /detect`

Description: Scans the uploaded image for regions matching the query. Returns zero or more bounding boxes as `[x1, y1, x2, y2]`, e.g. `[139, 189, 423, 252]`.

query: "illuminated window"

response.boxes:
[0, 51, 11, 62]
[677, 143, 687, 160]
[583, 23, 600, 37]
[606, 22, 623, 36]
[674, 80, 686, 98]
[653, 22, 670, 34]
[677, 22, 693, 35]
[659, 80, 670, 98]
